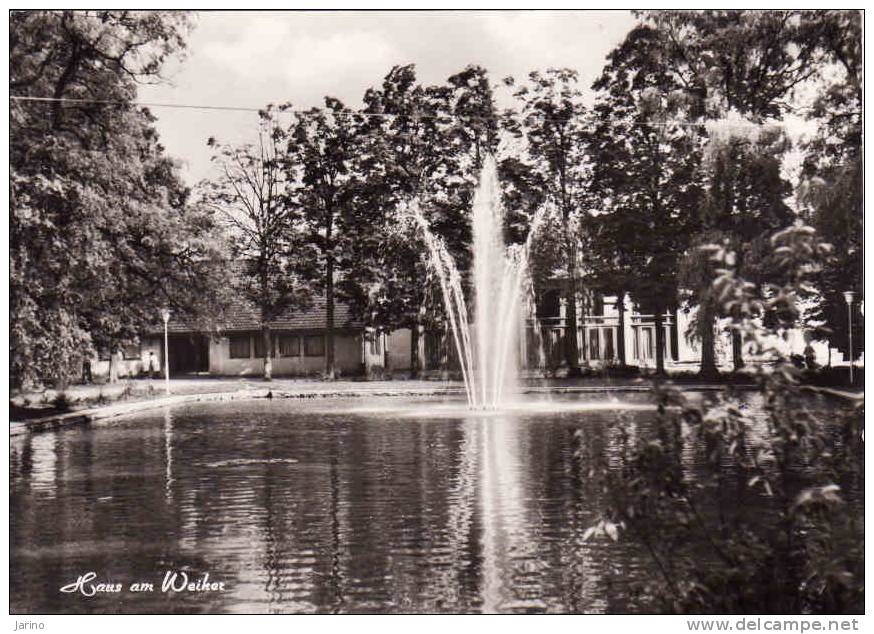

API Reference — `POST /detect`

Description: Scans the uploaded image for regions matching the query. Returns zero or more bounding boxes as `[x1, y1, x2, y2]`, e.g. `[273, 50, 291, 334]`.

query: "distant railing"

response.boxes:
[533, 312, 673, 327]
[422, 313, 676, 371]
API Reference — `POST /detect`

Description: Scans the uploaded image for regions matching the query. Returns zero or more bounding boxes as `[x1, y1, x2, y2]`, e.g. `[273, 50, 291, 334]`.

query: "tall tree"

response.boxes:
[200, 109, 316, 380]
[797, 10, 862, 361]
[587, 25, 706, 375]
[10, 10, 229, 387]
[286, 98, 363, 379]
[346, 64, 498, 376]
[502, 69, 590, 376]
[356, 66, 449, 377]
[637, 10, 827, 372]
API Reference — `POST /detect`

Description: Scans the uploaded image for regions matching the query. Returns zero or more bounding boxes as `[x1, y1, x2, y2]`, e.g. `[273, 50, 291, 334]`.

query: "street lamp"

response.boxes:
[843, 291, 855, 386]
[161, 307, 171, 395]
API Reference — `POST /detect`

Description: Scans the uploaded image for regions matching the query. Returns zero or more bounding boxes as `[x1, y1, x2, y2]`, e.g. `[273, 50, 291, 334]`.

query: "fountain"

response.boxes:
[413, 156, 545, 410]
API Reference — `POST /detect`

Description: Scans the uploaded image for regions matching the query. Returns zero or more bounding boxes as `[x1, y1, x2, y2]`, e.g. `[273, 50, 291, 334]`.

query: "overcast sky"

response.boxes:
[138, 10, 638, 184]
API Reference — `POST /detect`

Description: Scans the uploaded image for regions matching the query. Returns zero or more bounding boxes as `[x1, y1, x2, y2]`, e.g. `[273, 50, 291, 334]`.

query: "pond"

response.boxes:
[7, 390, 847, 614]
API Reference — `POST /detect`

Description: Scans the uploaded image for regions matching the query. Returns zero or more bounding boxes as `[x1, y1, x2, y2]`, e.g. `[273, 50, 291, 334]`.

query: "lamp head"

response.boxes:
[843, 291, 856, 306]
[161, 308, 171, 323]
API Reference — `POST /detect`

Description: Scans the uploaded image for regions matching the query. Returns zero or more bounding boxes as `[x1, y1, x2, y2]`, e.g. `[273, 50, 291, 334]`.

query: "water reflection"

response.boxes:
[10, 394, 710, 614]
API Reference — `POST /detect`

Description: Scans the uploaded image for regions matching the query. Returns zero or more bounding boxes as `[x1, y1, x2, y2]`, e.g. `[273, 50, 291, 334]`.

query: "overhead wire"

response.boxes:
[8, 94, 805, 129]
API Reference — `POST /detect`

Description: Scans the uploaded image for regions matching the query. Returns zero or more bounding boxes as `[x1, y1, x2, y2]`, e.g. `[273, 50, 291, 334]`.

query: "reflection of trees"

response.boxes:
[443, 419, 479, 608]
[327, 437, 346, 611]
[12, 401, 685, 614]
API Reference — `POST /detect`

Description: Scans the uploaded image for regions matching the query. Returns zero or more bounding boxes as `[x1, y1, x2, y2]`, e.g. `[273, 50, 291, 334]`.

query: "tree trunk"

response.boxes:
[410, 323, 420, 379]
[325, 255, 335, 380]
[732, 246, 746, 372]
[560, 172, 581, 377]
[654, 308, 666, 376]
[616, 292, 627, 367]
[698, 301, 720, 379]
[262, 323, 272, 381]
[564, 285, 581, 377]
[108, 345, 119, 384]
[731, 330, 745, 372]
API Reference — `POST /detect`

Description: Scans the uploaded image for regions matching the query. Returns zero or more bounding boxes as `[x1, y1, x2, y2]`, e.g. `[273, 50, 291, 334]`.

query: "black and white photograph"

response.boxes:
[7, 7, 864, 623]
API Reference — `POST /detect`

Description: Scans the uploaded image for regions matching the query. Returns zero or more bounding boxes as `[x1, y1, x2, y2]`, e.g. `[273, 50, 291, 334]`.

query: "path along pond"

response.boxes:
[9, 390, 856, 614]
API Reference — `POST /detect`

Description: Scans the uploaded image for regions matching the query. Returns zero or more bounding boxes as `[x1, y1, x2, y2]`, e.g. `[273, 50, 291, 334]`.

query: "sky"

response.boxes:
[138, 10, 639, 185]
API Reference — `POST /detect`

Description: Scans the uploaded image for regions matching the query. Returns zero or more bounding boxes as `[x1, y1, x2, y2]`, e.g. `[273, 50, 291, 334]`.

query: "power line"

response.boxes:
[11, 95, 260, 114]
[9, 94, 808, 130]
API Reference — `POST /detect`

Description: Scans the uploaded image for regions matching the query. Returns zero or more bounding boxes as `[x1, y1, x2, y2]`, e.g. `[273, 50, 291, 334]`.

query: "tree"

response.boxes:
[797, 11, 862, 360]
[286, 98, 364, 379]
[444, 65, 500, 179]
[582, 225, 861, 613]
[10, 10, 192, 129]
[346, 64, 499, 377]
[677, 235, 725, 377]
[200, 109, 316, 380]
[587, 25, 706, 376]
[11, 10, 229, 388]
[353, 66, 449, 377]
[502, 69, 590, 376]
[635, 10, 829, 372]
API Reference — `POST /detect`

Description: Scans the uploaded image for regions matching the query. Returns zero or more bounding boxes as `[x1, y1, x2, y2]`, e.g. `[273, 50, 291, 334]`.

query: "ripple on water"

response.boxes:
[10, 393, 752, 614]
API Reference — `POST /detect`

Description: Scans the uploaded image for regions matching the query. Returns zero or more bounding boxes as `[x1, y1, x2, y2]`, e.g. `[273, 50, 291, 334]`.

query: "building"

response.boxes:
[90, 294, 386, 380]
[90, 287, 843, 382]
[389, 289, 839, 375]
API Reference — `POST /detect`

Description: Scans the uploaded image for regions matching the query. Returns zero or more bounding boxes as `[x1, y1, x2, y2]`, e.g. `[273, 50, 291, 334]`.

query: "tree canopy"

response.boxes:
[11, 10, 229, 388]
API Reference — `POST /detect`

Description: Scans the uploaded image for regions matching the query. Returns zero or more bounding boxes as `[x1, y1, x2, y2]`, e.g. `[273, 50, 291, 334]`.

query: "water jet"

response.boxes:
[412, 156, 546, 410]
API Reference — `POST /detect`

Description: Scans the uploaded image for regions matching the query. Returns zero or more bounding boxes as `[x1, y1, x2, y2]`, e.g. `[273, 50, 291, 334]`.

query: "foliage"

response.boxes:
[10, 10, 229, 388]
[285, 98, 364, 378]
[580, 224, 863, 613]
[638, 10, 833, 119]
[587, 25, 706, 374]
[631, 10, 844, 372]
[344, 64, 499, 374]
[796, 11, 863, 358]
[348, 63, 454, 355]
[501, 68, 590, 373]
[200, 108, 317, 379]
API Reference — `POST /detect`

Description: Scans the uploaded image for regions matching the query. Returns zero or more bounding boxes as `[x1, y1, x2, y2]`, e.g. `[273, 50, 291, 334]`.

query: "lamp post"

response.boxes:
[161, 308, 171, 395]
[843, 291, 855, 386]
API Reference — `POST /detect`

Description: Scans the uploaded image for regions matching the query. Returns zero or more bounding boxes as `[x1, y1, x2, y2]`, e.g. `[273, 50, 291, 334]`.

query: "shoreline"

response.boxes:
[10, 379, 859, 437]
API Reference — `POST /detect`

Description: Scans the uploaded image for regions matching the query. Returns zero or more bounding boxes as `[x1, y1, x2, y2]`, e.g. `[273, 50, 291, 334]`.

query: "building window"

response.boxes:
[589, 328, 600, 360]
[369, 333, 382, 356]
[253, 333, 273, 359]
[304, 335, 325, 357]
[536, 289, 561, 319]
[639, 327, 654, 360]
[122, 343, 141, 360]
[229, 335, 251, 359]
[277, 335, 300, 357]
[604, 328, 615, 360]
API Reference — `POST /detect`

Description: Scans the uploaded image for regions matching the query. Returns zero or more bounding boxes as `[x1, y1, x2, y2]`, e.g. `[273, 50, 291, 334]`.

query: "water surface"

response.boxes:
[9, 392, 776, 613]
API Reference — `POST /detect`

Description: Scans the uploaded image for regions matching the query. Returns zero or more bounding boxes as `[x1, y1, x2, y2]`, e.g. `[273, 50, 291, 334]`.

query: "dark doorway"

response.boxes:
[166, 334, 210, 374]
[536, 288, 561, 320]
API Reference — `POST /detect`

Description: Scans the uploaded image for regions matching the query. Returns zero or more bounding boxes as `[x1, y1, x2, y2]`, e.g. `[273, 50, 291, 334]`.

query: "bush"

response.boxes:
[580, 226, 864, 613]
[52, 391, 72, 411]
[805, 366, 864, 389]
[582, 365, 863, 613]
